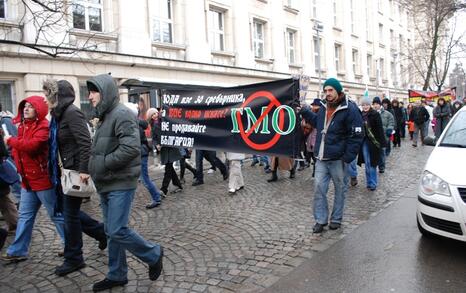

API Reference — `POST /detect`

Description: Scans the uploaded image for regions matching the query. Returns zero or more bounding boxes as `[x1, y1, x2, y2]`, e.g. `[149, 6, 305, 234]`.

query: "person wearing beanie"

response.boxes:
[299, 77, 364, 233]
[357, 98, 386, 191]
[86, 74, 164, 291]
[42, 79, 107, 276]
[372, 96, 394, 173]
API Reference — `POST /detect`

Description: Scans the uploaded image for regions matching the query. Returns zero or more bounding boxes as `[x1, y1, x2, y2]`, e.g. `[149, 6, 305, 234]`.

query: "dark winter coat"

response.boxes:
[139, 119, 150, 157]
[392, 106, 404, 131]
[300, 96, 364, 163]
[48, 80, 92, 174]
[409, 106, 429, 127]
[151, 118, 181, 165]
[451, 101, 463, 116]
[358, 109, 386, 168]
[86, 74, 141, 193]
[433, 102, 451, 138]
[8, 96, 53, 191]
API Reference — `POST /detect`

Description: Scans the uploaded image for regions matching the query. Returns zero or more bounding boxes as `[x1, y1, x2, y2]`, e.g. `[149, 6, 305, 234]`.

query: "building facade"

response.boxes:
[0, 0, 415, 115]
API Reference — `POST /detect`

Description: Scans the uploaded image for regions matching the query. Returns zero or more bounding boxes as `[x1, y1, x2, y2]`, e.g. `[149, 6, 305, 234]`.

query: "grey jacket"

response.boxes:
[379, 108, 395, 134]
[87, 74, 141, 193]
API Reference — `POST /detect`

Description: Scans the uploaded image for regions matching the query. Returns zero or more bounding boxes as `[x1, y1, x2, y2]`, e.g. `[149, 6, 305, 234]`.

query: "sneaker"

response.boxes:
[146, 201, 161, 209]
[55, 262, 86, 276]
[312, 223, 327, 234]
[172, 186, 183, 193]
[160, 189, 168, 197]
[92, 278, 128, 292]
[228, 188, 236, 194]
[264, 167, 272, 174]
[207, 168, 215, 174]
[329, 222, 341, 230]
[1, 253, 28, 262]
[149, 247, 164, 281]
[192, 180, 204, 186]
[236, 186, 244, 191]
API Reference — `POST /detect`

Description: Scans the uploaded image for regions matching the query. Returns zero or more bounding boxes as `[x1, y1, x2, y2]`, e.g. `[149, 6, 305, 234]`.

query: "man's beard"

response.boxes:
[326, 95, 342, 108]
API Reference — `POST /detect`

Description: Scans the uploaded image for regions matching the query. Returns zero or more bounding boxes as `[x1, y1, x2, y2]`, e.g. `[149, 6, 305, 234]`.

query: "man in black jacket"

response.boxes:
[409, 101, 430, 147]
[87, 74, 163, 292]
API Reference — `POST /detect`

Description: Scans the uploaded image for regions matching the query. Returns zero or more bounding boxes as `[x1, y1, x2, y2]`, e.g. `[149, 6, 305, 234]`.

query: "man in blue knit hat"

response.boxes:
[300, 78, 363, 233]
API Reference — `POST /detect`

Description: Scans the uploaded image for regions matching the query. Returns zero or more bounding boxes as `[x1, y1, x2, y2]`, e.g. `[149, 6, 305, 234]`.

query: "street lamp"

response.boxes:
[313, 21, 324, 98]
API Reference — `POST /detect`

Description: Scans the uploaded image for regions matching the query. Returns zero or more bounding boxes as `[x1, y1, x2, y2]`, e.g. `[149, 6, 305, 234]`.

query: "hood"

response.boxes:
[13, 96, 49, 124]
[44, 79, 76, 119]
[425, 146, 466, 186]
[86, 74, 119, 119]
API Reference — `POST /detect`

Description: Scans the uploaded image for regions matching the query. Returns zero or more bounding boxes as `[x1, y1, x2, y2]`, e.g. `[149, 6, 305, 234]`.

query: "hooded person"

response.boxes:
[433, 97, 451, 138]
[42, 79, 107, 277]
[299, 77, 364, 233]
[2, 96, 65, 262]
[86, 74, 163, 292]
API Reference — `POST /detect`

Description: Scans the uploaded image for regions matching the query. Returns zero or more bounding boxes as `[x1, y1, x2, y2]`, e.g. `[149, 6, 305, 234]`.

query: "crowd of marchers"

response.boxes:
[0, 74, 464, 291]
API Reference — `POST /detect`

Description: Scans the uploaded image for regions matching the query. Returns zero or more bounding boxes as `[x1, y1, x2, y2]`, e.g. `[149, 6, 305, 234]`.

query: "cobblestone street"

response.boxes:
[0, 142, 432, 293]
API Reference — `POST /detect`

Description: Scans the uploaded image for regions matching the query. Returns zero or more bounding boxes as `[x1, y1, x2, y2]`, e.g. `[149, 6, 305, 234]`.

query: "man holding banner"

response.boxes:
[300, 78, 363, 234]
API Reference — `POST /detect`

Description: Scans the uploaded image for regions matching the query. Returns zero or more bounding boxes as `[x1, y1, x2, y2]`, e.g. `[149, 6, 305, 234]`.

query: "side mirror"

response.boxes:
[423, 136, 437, 146]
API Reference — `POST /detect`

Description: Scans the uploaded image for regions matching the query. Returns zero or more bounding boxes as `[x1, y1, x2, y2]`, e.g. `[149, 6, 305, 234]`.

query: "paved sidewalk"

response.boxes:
[0, 142, 431, 292]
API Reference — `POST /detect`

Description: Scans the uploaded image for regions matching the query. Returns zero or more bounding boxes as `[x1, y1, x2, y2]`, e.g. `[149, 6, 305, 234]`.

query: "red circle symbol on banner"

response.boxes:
[237, 91, 285, 150]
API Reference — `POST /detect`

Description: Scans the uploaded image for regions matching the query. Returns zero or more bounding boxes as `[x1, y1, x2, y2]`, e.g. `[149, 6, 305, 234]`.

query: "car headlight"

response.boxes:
[420, 171, 451, 196]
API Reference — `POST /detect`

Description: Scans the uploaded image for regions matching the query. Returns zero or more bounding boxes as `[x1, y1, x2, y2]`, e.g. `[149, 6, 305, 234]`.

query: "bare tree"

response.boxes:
[398, 0, 466, 91]
[0, 0, 104, 58]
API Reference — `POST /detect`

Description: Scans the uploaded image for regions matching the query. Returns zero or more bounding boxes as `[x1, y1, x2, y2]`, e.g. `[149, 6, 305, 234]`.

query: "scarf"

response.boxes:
[48, 117, 63, 215]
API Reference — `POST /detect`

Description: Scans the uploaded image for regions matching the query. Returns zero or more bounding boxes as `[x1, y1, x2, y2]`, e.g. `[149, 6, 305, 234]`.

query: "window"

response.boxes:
[333, 0, 337, 26]
[73, 0, 103, 32]
[367, 54, 373, 77]
[365, 0, 371, 40]
[152, 0, 173, 43]
[208, 9, 225, 51]
[350, 0, 355, 33]
[0, 81, 15, 114]
[286, 29, 296, 64]
[379, 58, 385, 79]
[334, 44, 342, 72]
[352, 49, 359, 75]
[79, 83, 93, 120]
[378, 23, 383, 41]
[391, 59, 397, 85]
[0, 0, 6, 19]
[253, 20, 265, 58]
[312, 0, 317, 19]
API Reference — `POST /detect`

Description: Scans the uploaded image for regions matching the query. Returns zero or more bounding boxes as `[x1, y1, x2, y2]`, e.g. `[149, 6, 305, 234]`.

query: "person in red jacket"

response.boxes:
[1, 96, 65, 262]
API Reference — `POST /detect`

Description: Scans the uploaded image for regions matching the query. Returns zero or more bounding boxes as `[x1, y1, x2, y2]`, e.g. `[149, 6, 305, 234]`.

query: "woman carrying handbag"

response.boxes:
[43, 80, 107, 276]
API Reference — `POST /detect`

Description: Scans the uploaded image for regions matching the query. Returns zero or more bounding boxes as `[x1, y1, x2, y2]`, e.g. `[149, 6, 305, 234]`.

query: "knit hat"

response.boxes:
[146, 107, 158, 121]
[311, 98, 322, 106]
[361, 95, 372, 105]
[323, 78, 343, 94]
[382, 98, 391, 105]
[372, 96, 382, 105]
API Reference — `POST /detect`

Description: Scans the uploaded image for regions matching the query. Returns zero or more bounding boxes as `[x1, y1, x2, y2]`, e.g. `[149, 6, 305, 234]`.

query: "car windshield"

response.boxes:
[439, 111, 466, 148]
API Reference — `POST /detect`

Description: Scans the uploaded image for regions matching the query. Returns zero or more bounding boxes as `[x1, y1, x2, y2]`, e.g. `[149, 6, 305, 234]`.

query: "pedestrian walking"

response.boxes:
[391, 99, 404, 147]
[399, 101, 408, 138]
[382, 98, 395, 155]
[227, 152, 245, 194]
[0, 135, 18, 235]
[372, 97, 393, 173]
[300, 78, 364, 233]
[451, 100, 463, 116]
[42, 79, 107, 276]
[409, 101, 430, 147]
[250, 154, 272, 173]
[267, 156, 295, 182]
[433, 97, 451, 138]
[358, 96, 386, 191]
[86, 74, 163, 291]
[192, 150, 228, 186]
[2, 96, 65, 262]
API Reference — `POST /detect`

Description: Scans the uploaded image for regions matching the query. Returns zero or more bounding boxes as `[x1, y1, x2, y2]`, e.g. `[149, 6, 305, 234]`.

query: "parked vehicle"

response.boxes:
[417, 106, 466, 241]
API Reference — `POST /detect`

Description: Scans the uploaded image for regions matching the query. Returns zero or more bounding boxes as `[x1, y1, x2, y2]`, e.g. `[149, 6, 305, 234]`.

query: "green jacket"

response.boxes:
[379, 108, 395, 133]
[87, 74, 141, 193]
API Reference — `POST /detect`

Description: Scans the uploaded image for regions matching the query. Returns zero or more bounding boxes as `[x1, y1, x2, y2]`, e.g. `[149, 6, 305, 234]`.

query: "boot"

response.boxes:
[267, 170, 278, 182]
[289, 168, 296, 179]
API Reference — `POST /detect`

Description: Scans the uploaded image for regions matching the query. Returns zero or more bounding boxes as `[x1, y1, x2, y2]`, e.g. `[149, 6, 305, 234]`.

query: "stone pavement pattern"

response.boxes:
[0, 142, 431, 292]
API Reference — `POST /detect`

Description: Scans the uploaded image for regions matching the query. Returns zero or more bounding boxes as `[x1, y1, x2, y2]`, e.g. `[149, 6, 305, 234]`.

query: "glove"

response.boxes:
[386, 129, 393, 137]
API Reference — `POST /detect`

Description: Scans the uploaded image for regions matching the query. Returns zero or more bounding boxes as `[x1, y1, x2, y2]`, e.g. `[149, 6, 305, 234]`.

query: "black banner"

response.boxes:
[160, 78, 300, 157]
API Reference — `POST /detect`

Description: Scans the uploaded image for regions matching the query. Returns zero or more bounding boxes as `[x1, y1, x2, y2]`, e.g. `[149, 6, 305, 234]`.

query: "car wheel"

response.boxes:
[417, 215, 434, 238]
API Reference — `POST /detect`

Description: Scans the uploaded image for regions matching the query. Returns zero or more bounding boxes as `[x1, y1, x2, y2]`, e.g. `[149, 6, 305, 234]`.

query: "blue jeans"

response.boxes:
[6, 157, 21, 202]
[313, 160, 348, 225]
[7, 188, 65, 256]
[141, 156, 161, 203]
[378, 147, 386, 171]
[362, 142, 377, 189]
[385, 135, 391, 156]
[347, 158, 358, 178]
[252, 155, 270, 168]
[63, 195, 106, 265]
[100, 189, 162, 281]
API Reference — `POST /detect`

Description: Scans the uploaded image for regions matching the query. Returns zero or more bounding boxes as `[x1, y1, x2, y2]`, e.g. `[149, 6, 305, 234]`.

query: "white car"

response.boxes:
[417, 106, 466, 241]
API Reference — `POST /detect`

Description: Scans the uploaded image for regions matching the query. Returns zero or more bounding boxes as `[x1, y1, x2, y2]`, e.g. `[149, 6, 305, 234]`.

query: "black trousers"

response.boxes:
[161, 163, 181, 193]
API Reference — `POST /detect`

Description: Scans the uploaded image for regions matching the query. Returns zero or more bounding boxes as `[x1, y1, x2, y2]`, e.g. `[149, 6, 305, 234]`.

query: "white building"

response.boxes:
[0, 0, 415, 116]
